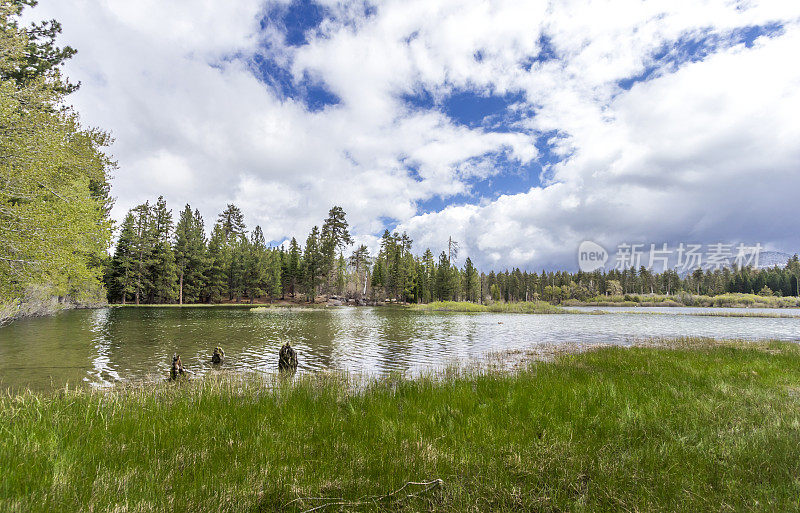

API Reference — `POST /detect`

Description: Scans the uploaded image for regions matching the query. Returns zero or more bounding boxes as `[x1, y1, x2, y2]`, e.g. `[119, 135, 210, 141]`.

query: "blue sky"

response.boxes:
[31, 0, 800, 269]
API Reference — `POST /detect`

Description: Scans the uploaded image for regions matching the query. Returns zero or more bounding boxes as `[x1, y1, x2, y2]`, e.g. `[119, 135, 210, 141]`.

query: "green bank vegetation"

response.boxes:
[3, 339, 800, 511]
[412, 300, 567, 314]
[564, 291, 800, 308]
[409, 300, 799, 317]
[0, 1, 114, 322]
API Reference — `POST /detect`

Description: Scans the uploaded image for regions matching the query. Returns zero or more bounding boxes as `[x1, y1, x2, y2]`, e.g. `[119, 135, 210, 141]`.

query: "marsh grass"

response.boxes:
[577, 309, 800, 319]
[629, 310, 800, 319]
[413, 300, 568, 314]
[567, 292, 800, 308]
[3, 338, 800, 512]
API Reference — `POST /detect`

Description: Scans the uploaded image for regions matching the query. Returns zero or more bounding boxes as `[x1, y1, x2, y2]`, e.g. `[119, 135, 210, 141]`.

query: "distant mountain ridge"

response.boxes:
[755, 251, 794, 269]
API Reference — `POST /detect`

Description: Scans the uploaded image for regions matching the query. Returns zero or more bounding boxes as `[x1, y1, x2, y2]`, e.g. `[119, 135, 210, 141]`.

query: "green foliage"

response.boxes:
[216, 203, 246, 242]
[108, 213, 137, 303]
[285, 237, 301, 298]
[203, 223, 228, 303]
[302, 226, 323, 298]
[320, 205, 352, 292]
[2, 0, 78, 94]
[463, 257, 479, 302]
[0, 0, 113, 308]
[173, 205, 206, 304]
[414, 300, 566, 314]
[146, 196, 177, 303]
[435, 251, 452, 301]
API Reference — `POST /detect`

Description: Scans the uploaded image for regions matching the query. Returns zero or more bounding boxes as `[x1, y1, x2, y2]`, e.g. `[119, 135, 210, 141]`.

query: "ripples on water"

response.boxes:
[0, 305, 799, 391]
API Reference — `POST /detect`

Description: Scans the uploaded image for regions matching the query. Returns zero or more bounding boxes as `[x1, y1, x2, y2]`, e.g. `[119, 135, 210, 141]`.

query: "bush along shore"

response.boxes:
[3, 338, 800, 512]
[562, 291, 800, 308]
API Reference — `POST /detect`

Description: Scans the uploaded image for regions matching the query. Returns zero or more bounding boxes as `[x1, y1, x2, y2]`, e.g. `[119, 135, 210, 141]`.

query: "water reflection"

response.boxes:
[1, 305, 799, 392]
[88, 308, 121, 387]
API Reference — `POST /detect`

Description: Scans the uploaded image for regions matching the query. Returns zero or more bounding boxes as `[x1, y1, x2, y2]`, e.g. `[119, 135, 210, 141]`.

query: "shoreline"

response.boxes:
[3, 337, 799, 511]
[4, 298, 799, 326]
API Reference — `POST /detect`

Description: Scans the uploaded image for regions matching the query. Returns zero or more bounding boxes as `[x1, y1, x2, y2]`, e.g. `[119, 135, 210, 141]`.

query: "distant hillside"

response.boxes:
[756, 251, 794, 269]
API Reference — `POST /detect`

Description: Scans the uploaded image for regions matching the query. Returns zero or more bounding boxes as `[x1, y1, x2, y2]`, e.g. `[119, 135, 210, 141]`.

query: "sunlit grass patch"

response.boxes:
[413, 300, 568, 314]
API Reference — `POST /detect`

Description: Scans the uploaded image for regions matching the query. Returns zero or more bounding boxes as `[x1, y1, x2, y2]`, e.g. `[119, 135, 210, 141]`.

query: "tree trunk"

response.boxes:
[179, 271, 184, 305]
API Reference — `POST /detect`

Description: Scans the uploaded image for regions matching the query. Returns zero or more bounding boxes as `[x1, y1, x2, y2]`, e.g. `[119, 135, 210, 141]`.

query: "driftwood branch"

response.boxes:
[285, 479, 443, 513]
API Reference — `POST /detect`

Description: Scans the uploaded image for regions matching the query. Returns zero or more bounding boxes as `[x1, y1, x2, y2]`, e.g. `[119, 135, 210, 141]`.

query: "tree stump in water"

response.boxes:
[278, 343, 298, 372]
[170, 354, 186, 380]
[211, 346, 224, 365]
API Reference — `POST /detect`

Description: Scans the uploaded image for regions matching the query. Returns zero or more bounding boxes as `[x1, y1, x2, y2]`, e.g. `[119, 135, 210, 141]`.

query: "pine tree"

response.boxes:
[335, 253, 347, 295]
[228, 235, 248, 301]
[174, 205, 206, 304]
[217, 204, 246, 242]
[110, 213, 137, 304]
[421, 249, 435, 303]
[464, 257, 478, 302]
[303, 226, 323, 300]
[146, 196, 177, 303]
[286, 237, 301, 298]
[215, 205, 247, 300]
[246, 226, 268, 301]
[204, 223, 228, 303]
[320, 206, 353, 291]
[266, 248, 283, 300]
[436, 251, 451, 301]
[371, 258, 384, 299]
[130, 202, 153, 305]
[348, 245, 370, 299]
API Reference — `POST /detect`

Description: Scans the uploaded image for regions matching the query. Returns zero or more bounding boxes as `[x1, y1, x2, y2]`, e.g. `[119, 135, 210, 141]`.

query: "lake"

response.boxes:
[1, 305, 799, 392]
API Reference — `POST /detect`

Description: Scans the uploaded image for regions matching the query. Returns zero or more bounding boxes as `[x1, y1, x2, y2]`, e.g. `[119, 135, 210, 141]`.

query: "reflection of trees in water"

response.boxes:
[372, 309, 482, 375]
[287, 310, 339, 371]
[89, 308, 120, 387]
[324, 308, 382, 374]
[97, 307, 275, 379]
[2, 306, 489, 390]
[85, 307, 345, 379]
[370, 308, 433, 375]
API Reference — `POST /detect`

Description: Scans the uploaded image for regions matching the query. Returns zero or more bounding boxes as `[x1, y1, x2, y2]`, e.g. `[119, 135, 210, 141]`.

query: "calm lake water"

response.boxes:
[1, 305, 799, 392]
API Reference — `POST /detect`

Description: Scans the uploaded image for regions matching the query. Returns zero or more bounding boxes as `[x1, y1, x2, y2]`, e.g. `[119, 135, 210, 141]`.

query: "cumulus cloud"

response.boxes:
[28, 0, 800, 269]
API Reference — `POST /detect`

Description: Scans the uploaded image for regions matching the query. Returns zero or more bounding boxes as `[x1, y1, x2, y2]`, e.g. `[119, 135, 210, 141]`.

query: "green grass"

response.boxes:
[413, 300, 567, 314]
[3, 339, 800, 512]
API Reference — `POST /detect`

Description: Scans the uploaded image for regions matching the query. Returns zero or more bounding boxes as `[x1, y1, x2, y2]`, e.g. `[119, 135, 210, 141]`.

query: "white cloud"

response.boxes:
[399, 23, 800, 268]
[27, 0, 800, 268]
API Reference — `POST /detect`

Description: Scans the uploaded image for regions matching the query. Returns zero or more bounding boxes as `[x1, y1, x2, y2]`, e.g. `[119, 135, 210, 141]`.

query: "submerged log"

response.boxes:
[278, 343, 298, 372]
[170, 354, 186, 380]
[211, 346, 224, 365]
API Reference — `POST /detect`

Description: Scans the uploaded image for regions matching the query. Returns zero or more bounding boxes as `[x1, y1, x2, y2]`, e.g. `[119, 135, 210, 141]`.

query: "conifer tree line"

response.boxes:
[106, 198, 800, 305]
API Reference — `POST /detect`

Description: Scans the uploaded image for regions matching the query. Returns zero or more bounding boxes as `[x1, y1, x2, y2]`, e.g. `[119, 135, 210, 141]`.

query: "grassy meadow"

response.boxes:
[3, 338, 800, 511]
